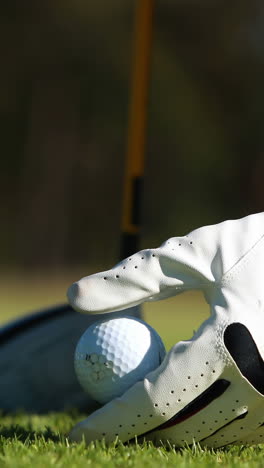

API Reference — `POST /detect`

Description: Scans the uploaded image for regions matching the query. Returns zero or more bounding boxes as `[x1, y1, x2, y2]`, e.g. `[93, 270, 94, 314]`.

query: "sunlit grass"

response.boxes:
[0, 412, 263, 468]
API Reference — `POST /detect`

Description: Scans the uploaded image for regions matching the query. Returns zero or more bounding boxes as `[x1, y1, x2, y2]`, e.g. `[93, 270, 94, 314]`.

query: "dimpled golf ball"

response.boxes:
[74, 316, 166, 404]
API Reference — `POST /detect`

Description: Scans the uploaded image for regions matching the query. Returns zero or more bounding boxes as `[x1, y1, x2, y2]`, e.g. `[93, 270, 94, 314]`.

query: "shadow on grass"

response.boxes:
[0, 424, 62, 443]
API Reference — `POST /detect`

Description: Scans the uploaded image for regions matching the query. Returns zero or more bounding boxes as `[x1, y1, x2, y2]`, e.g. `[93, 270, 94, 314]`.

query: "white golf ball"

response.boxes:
[74, 316, 166, 404]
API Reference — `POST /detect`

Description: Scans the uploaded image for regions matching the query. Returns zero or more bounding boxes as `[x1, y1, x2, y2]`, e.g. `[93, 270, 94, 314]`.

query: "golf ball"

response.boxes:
[74, 316, 166, 404]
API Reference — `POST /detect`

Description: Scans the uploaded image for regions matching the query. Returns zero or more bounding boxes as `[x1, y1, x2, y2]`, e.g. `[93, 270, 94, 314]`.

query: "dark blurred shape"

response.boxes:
[0, 302, 142, 412]
[1, 1, 264, 272]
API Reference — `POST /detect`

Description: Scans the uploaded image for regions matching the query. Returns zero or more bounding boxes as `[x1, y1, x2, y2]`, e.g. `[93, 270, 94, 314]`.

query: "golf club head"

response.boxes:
[0, 304, 142, 413]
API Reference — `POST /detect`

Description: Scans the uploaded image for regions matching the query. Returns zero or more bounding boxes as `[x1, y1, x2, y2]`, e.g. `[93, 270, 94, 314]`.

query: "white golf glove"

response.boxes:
[68, 212, 264, 448]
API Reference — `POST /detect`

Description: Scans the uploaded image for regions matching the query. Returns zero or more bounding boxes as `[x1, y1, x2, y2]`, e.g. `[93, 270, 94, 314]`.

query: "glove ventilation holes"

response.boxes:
[200, 411, 248, 447]
[137, 379, 230, 440]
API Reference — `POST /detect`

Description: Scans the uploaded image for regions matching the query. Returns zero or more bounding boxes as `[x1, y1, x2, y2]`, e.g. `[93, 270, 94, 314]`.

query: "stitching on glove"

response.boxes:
[221, 234, 264, 286]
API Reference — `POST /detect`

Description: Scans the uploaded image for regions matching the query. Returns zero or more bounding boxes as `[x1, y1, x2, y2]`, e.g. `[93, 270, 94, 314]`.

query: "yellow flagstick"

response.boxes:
[120, 0, 154, 259]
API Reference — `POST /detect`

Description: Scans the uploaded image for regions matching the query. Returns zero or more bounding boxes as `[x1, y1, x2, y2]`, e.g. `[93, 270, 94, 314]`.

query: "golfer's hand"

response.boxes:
[68, 213, 264, 447]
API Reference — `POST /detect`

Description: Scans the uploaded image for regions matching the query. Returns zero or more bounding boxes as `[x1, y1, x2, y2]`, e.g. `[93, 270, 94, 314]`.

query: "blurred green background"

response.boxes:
[0, 269, 209, 349]
[1, 1, 264, 344]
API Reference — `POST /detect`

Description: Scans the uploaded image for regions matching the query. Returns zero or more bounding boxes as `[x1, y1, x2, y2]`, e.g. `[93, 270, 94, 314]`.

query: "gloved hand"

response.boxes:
[67, 213, 264, 448]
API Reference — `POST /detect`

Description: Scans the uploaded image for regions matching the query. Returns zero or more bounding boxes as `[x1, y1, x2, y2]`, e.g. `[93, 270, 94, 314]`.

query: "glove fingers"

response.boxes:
[147, 360, 264, 448]
[201, 401, 264, 448]
[236, 422, 264, 445]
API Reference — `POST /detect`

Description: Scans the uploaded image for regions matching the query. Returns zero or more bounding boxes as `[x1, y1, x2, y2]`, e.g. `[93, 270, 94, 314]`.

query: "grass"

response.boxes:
[0, 273, 263, 466]
[0, 412, 263, 468]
